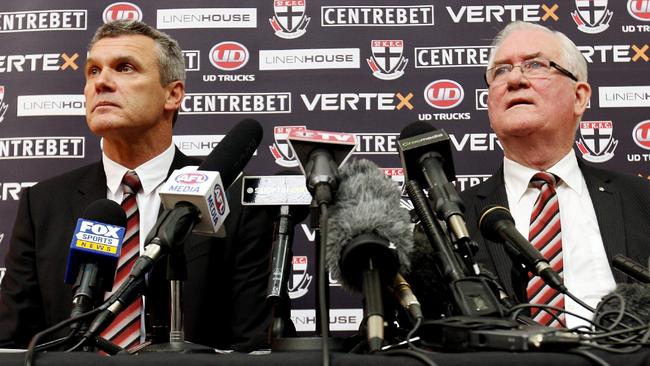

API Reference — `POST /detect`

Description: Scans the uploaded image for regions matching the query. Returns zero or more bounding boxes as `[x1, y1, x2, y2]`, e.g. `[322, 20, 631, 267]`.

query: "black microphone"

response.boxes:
[326, 158, 414, 353]
[397, 122, 474, 254]
[478, 205, 566, 293]
[612, 254, 650, 283]
[64, 199, 126, 327]
[287, 129, 356, 205]
[85, 119, 263, 340]
[138, 118, 263, 278]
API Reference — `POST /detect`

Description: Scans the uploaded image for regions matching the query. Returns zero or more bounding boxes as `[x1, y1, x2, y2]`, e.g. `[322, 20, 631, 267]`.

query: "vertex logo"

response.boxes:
[0, 53, 79, 73]
[579, 44, 649, 63]
[300, 92, 413, 111]
[446, 4, 559, 23]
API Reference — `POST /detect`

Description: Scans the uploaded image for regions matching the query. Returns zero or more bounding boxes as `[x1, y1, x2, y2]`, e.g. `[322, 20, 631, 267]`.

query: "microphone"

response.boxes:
[287, 129, 356, 205]
[326, 158, 414, 353]
[85, 119, 263, 340]
[478, 205, 566, 293]
[64, 199, 126, 324]
[397, 122, 474, 254]
[612, 254, 650, 283]
[390, 273, 423, 321]
[139, 118, 263, 277]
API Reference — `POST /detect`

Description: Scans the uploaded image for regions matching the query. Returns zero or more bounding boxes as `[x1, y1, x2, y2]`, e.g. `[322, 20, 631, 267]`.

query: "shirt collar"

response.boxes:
[503, 150, 583, 203]
[103, 144, 175, 196]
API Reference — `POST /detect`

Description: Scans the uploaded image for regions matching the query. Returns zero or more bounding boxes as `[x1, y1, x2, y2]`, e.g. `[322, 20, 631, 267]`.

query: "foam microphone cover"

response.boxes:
[598, 283, 650, 325]
[326, 158, 413, 291]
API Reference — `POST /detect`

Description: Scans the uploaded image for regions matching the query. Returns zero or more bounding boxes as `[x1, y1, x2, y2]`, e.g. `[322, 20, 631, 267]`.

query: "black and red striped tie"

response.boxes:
[526, 172, 565, 327]
[101, 170, 143, 349]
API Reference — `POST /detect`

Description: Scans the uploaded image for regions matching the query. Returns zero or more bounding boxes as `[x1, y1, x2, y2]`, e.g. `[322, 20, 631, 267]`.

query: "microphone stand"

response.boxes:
[271, 198, 344, 355]
[137, 207, 214, 353]
[138, 253, 214, 353]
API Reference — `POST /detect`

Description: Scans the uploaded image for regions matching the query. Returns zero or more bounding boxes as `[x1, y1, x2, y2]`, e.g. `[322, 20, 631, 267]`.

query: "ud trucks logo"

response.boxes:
[209, 41, 249, 71]
[103, 2, 143, 23]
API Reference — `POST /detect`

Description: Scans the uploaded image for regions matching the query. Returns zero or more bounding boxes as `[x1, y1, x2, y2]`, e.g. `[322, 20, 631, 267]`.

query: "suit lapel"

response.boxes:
[71, 161, 108, 221]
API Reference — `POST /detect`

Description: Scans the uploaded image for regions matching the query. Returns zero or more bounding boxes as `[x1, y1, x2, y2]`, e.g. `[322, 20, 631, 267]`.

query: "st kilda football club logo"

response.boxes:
[366, 40, 408, 80]
[0, 86, 9, 123]
[269, 126, 305, 167]
[269, 0, 310, 39]
[288, 256, 311, 299]
[575, 121, 618, 163]
[571, 0, 613, 34]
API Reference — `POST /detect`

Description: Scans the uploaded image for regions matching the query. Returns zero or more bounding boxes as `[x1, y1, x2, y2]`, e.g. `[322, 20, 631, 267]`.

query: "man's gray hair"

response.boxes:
[88, 20, 186, 85]
[487, 21, 588, 82]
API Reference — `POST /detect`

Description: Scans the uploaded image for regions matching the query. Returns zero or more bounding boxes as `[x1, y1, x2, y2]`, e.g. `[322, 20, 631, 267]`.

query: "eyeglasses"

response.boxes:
[484, 58, 578, 87]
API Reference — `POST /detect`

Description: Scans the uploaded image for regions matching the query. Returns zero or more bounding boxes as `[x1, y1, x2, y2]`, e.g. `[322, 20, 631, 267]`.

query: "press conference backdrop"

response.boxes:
[0, 0, 648, 333]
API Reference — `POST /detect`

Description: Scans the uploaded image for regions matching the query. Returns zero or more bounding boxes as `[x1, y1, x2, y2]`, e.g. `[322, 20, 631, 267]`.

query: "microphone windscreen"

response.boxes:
[326, 158, 413, 290]
[82, 199, 127, 228]
[199, 118, 263, 188]
[597, 283, 650, 326]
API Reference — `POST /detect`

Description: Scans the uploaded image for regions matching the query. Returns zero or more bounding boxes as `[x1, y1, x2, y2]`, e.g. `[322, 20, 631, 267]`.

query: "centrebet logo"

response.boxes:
[0, 86, 8, 123]
[366, 40, 408, 80]
[269, 0, 310, 39]
[209, 42, 249, 71]
[572, 0, 613, 34]
[628, 0, 650, 21]
[575, 121, 618, 163]
[424, 80, 464, 109]
[103, 2, 142, 23]
[633, 120, 650, 150]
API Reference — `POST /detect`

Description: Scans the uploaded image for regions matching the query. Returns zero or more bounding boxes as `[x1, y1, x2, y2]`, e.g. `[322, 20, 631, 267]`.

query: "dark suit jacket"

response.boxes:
[0, 148, 275, 351]
[460, 161, 650, 304]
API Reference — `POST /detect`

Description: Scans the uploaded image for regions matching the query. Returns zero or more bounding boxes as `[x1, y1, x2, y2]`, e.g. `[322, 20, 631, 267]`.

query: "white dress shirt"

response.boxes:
[102, 143, 176, 340]
[503, 151, 616, 328]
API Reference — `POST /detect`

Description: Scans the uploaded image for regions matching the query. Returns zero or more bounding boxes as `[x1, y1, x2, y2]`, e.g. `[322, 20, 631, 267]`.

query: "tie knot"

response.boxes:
[122, 170, 142, 195]
[530, 171, 557, 189]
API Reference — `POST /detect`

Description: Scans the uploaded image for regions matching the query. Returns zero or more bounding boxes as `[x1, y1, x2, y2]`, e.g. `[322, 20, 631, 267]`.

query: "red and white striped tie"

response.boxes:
[101, 170, 143, 349]
[526, 172, 566, 327]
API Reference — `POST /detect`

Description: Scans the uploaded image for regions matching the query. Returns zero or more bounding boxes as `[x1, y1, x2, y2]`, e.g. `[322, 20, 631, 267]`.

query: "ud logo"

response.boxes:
[269, 0, 310, 39]
[575, 121, 618, 163]
[367, 40, 408, 80]
[0, 86, 8, 123]
[269, 125, 305, 167]
[288, 256, 312, 299]
[571, 0, 613, 33]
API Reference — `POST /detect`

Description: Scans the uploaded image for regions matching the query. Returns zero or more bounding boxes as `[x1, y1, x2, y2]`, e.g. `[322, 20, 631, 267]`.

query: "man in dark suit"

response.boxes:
[0, 20, 274, 351]
[460, 21, 650, 327]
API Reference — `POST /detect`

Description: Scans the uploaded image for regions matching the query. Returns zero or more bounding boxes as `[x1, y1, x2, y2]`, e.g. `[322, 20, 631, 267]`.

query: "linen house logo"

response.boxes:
[269, 0, 310, 39]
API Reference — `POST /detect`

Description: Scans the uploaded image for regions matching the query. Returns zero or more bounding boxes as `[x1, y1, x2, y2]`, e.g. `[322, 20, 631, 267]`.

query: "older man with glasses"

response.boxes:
[460, 21, 650, 329]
